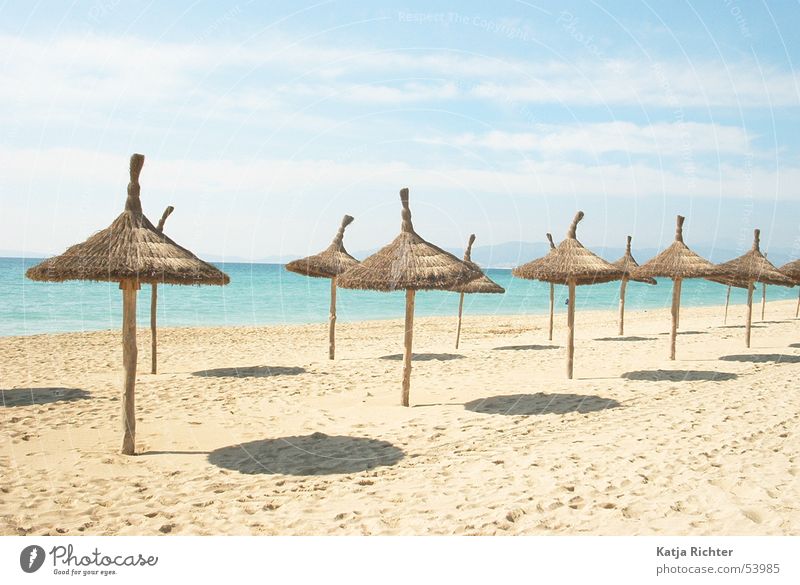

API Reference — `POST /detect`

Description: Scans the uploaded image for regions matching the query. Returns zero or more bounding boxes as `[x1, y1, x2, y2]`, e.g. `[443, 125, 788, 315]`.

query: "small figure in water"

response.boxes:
[565, 298, 570, 306]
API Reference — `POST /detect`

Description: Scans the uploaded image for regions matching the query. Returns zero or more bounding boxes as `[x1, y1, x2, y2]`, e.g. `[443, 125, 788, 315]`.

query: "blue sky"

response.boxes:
[1, 0, 799, 263]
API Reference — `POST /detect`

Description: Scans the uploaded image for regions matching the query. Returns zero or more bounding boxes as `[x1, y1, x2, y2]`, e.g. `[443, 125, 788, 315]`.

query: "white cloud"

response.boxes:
[0, 145, 794, 203]
[424, 122, 753, 156]
[2, 32, 798, 129]
[470, 59, 800, 107]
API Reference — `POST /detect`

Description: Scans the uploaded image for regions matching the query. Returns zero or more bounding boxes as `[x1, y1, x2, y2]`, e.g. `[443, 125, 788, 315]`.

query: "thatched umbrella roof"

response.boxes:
[509, 233, 556, 281]
[285, 215, 359, 278]
[25, 153, 229, 456]
[781, 259, 800, 319]
[338, 189, 481, 291]
[284, 214, 359, 361]
[780, 259, 800, 283]
[612, 236, 657, 285]
[630, 216, 717, 280]
[451, 234, 504, 294]
[713, 230, 793, 347]
[713, 230, 793, 287]
[26, 156, 229, 286]
[338, 188, 481, 407]
[451, 234, 504, 350]
[613, 235, 655, 336]
[512, 212, 624, 285]
[629, 215, 716, 360]
[511, 212, 622, 379]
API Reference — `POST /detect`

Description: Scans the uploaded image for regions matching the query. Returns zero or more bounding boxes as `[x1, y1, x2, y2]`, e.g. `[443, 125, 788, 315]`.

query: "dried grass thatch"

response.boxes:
[629, 215, 716, 360]
[511, 212, 622, 379]
[629, 216, 717, 280]
[713, 230, 794, 287]
[284, 215, 359, 360]
[338, 188, 481, 407]
[613, 235, 655, 336]
[512, 212, 624, 285]
[780, 259, 800, 283]
[26, 156, 229, 286]
[452, 234, 504, 350]
[25, 154, 229, 456]
[612, 236, 657, 285]
[338, 189, 481, 292]
[780, 259, 800, 318]
[451, 234, 505, 294]
[285, 215, 359, 278]
[711, 230, 793, 347]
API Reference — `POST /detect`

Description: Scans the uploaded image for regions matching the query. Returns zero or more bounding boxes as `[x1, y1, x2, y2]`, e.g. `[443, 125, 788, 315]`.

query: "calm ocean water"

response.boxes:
[0, 257, 794, 337]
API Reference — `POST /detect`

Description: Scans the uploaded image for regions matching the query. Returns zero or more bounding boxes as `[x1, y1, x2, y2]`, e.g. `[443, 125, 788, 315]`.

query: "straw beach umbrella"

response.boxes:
[451, 234, 505, 349]
[714, 230, 794, 347]
[612, 236, 656, 336]
[630, 215, 717, 360]
[150, 205, 174, 374]
[285, 215, 359, 360]
[338, 188, 481, 406]
[26, 154, 230, 455]
[512, 212, 624, 379]
[779, 259, 800, 317]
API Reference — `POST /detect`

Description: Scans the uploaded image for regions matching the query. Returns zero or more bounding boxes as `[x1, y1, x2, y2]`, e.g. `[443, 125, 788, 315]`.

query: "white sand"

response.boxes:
[1, 299, 799, 535]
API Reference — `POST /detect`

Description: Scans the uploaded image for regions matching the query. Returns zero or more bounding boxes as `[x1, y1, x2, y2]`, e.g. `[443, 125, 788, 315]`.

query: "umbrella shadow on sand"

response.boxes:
[719, 354, 800, 364]
[657, 330, 708, 336]
[379, 353, 463, 361]
[594, 336, 655, 342]
[789, 343, 800, 349]
[492, 344, 560, 351]
[465, 393, 620, 416]
[622, 370, 738, 382]
[208, 433, 405, 475]
[1, 387, 90, 408]
[192, 366, 306, 378]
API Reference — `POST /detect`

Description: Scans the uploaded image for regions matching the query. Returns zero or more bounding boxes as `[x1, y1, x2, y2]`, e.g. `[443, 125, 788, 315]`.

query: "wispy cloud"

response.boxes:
[1, 145, 794, 202]
[2, 33, 799, 128]
[421, 122, 753, 157]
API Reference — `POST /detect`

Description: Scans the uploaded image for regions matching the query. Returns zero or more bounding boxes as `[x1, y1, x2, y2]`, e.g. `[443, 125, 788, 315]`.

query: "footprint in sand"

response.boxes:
[568, 496, 585, 510]
[741, 509, 763, 524]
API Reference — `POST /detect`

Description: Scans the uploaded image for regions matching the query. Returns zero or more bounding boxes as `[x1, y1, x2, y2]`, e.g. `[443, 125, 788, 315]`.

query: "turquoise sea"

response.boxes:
[0, 257, 795, 337]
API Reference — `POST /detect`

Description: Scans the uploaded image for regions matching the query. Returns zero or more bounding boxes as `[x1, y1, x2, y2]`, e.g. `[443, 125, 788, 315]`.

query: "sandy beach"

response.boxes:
[1, 300, 798, 536]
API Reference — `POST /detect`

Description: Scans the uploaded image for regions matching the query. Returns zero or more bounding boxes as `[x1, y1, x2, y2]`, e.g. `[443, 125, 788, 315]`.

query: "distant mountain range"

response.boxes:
[6, 242, 797, 269]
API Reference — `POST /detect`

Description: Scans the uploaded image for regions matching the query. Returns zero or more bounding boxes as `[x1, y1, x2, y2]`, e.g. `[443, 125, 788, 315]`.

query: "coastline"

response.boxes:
[2, 299, 799, 535]
[5, 255, 798, 338]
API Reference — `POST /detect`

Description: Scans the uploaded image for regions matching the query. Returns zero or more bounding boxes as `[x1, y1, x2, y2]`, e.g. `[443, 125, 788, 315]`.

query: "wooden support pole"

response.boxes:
[548, 283, 554, 341]
[796, 288, 800, 319]
[402, 289, 416, 407]
[329, 276, 337, 360]
[761, 283, 766, 321]
[724, 286, 731, 325]
[746, 281, 754, 348]
[618, 277, 628, 336]
[150, 284, 158, 374]
[150, 205, 173, 375]
[675, 278, 682, 330]
[120, 279, 139, 455]
[566, 279, 576, 379]
[669, 278, 681, 360]
[455, 292, 465, 349]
